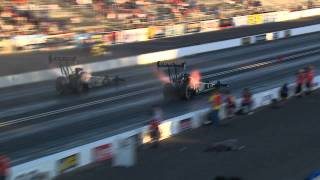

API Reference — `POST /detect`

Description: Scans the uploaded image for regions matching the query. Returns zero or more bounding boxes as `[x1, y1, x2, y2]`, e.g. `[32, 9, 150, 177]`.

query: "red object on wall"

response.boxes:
[0, 155, 10, 177]
[93, 144, 112, 162]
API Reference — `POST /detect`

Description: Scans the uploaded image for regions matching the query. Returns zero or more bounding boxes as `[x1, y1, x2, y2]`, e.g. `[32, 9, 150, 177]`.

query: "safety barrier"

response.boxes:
[1, 23, 320, 89]
[7, 75, 320, 180]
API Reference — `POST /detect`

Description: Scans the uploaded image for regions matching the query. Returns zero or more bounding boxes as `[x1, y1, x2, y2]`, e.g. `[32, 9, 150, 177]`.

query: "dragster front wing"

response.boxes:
[195, 81, 229, 94]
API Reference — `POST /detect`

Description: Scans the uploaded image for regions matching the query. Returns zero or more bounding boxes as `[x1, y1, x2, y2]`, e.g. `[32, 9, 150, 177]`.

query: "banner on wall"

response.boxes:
[232, 16, 248, 27]
[14, 170, 50, 180]
[263, 12, 277, 23]
[185, 22, 201, 33]
[148, 26, 165, 39]
[247, 14, 255, 25]
[219, 18, 233, 28]
[57, 153, 80, 174]
[173, 24, 185, 36]
[116, 28, 148, 43]
[92, 143, 112, 162]
[200, 19, 219, 32]
[165, 24, 185, 37]
[165, 25, 175, 37]
[241, 37, 251, 45]
[247, 14, 263, 25]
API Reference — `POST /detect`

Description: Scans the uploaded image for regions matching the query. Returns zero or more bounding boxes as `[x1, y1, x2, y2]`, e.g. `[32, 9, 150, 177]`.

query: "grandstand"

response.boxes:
[0, 0, 317, 54]
[1, 0, 311, 36]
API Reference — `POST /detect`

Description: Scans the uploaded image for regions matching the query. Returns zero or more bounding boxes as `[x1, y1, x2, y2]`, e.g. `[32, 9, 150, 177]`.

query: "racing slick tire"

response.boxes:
[70, 78, 85, 93]
[180, 84, 192, 100]
[56, 76, 68, 95]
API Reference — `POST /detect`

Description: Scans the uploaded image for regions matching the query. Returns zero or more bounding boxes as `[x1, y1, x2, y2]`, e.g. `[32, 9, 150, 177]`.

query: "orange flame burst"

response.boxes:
[157, 70, 170, 84]
[189, 70, 201, 89]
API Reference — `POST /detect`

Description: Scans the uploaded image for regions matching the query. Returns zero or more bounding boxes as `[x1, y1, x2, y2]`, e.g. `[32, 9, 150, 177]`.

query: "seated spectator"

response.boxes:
[279, 83, 289, 100]
[295, 69, 305, 97]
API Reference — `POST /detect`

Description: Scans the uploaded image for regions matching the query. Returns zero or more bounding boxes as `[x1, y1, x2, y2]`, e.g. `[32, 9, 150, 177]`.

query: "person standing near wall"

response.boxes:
[305, 65, 314, 95]
[295, 69, 305, 97]
[149, 106, 163, 148]
[225, 90, 236, 119]
[0, 155, 9, 180]
[279, 83, 289, 101]
[208, 91, 222, 126]
[240, 88, 253, 115]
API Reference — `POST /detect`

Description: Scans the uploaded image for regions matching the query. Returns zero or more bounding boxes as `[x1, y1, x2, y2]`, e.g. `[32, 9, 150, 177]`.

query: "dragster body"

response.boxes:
[157, 61, 228, 100]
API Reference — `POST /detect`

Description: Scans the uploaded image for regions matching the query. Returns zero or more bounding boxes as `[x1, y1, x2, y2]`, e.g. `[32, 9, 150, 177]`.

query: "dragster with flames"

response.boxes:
[157, 61, 228, 100]
[50, 58, 124, 94]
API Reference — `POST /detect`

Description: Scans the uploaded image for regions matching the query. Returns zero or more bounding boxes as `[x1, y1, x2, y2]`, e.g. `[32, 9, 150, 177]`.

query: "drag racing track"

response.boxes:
[1, 32, 320, 165]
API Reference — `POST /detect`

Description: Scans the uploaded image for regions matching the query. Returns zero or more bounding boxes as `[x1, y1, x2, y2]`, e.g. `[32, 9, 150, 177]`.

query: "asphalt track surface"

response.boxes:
[55, 90, 320, 180]
[1, 31, 320, 165]
[1, 16, 320, 76]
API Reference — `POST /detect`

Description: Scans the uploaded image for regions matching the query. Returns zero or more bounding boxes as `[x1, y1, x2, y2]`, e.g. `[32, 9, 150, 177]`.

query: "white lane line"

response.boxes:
[202, 48, 320, 79]
[0, 87, 158, 127]
[0, 78, 159, 120]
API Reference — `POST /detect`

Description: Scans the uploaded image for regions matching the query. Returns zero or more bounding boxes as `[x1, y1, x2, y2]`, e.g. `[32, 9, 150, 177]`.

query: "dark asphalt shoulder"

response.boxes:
[1, 16, 320, 76]
[56, 90, 320, 180]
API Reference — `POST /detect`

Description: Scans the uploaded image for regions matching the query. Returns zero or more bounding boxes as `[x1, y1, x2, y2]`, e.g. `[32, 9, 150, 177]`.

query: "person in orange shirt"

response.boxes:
[208, 91, 222, 126]
[0, 155, 9, 180]
[305, 65, 314, 94]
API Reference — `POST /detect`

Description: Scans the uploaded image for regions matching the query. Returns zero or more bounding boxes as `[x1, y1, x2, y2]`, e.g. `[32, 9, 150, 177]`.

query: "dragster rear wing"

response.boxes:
[156, 61, 186, 70]
[48, 55, 78, 65]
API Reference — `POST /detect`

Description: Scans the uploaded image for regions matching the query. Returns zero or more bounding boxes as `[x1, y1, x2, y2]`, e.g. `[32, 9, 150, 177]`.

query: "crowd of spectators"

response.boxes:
[0, 1, 70, 38]
[1, 0, 317, 38]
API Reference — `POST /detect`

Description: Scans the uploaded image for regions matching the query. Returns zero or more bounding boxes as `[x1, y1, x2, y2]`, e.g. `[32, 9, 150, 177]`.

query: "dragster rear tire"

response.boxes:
[56, 76, 68, 95]
[75, 79, 85, 93]
[180, 84, 192, 100]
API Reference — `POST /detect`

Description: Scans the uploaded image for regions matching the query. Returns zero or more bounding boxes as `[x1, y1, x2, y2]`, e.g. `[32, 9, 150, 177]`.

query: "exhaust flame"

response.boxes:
[157, 70, 170, 84]
[80, 72, 92, 82]
[189, 70, 201, 89]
